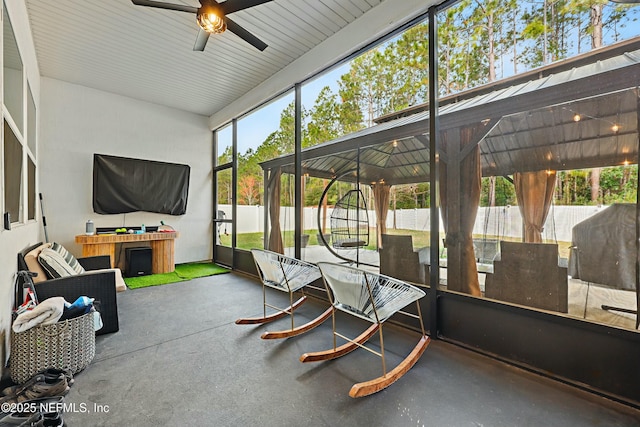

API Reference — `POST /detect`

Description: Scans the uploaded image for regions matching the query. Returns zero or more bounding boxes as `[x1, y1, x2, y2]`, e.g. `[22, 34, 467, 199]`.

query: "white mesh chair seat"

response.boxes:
[318, 262, 425, 323]
[251, 249, 321, 293]
[303, 262, 429, 398]
[235, 249, 331, 340]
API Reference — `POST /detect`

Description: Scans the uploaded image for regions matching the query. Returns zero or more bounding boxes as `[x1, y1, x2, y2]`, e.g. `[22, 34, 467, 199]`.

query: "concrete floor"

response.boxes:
[60, 271, 640, 426]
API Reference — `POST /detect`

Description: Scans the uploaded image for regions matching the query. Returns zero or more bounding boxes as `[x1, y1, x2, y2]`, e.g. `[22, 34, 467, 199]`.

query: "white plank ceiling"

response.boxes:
[24, 0, 388, 117]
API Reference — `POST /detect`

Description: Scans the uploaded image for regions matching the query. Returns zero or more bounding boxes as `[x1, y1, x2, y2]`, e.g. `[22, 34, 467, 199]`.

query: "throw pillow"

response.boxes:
[23, 243, 52, 283]
[50, 242, 85, 275]
[38, 248, 78, 279]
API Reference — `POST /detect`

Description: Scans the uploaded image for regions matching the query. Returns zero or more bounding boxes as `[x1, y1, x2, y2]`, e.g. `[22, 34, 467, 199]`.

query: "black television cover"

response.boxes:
[93, 154, 190, 215]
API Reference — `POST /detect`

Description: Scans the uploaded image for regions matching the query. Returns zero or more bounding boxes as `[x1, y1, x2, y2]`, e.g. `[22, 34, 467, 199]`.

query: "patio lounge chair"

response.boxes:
[235, 249, 332, 339]
[379, 234, 429, 285]
[484, 241, 568, 312]
[300, 262, 429, 397]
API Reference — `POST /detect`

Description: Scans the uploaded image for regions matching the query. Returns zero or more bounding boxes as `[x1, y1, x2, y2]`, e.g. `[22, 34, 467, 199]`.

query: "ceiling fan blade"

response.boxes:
[131, 0, 198, 14]
[193, 28, 210, 51]
[220, 0, 274, 15]
[225, 17, 268, 51]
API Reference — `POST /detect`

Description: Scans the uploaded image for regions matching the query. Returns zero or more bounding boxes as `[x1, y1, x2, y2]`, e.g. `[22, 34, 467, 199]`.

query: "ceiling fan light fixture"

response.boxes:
[197, 6, 226, 34]
[132, 0, 271, 51]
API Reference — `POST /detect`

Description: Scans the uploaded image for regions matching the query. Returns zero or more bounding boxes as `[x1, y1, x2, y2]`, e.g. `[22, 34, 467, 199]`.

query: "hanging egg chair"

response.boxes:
[330, 189, 369, 250]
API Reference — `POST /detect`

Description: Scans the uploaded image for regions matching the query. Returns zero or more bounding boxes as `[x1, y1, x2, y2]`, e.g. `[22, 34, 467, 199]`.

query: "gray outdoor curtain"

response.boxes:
[513, 170, 556, 243]
[439, 124, 486, 297]
[372, 183, 391, 249]
[267, 168, 284, 254]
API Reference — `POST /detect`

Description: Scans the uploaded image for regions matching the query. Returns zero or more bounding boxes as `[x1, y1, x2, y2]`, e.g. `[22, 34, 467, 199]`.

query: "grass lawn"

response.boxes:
[221, 228, 571, 259]
[219, 229, 330, 250]
[221, 228, 433, 251]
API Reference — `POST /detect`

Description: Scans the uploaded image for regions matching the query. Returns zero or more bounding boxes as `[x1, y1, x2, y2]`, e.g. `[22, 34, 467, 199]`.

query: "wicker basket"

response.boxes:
[10, 312, 96, 384]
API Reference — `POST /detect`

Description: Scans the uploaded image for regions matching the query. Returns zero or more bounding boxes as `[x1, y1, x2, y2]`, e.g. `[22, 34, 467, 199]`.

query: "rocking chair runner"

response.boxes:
[301, 262, 430, 398]
[235, 249, 332, 339]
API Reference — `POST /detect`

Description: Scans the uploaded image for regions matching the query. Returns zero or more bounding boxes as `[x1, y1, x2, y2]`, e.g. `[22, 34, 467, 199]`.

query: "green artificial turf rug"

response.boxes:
[124, 262, 230, 289]
[174, 262, 229, 279]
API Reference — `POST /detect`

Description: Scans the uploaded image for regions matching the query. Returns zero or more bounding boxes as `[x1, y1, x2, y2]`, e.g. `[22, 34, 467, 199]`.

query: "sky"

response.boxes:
[220, 63, 348, 156]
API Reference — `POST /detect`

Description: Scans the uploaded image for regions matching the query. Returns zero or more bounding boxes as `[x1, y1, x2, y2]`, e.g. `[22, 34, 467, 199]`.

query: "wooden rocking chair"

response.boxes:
[300, 262, 429, 397]
[235, 249, 332, 339]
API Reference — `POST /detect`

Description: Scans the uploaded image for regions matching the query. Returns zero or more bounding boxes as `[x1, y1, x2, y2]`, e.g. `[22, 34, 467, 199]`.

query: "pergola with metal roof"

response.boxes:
[260, 37, 640, 308]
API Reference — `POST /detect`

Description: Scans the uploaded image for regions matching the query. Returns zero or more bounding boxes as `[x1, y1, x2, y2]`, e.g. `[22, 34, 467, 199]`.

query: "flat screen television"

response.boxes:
[93, 154, 190, 215]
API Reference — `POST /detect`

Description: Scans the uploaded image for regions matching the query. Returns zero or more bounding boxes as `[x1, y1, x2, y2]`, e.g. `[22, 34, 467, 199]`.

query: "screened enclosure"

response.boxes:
[259, 39, 640, 331]
[214, 3, 640, 406]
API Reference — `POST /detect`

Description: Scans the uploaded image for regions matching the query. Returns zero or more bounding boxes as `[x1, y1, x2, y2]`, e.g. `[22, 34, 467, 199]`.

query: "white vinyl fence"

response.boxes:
[218, 204, 609, 243]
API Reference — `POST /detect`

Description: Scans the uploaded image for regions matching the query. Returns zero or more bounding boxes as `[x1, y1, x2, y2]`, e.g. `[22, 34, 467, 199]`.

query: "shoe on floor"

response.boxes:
[2, 369, 74, 398]
[0, 396, 64, 426]
[19, 412, 65, 427]
[36, 370, 73, 387]
[0, 374, 68, 405]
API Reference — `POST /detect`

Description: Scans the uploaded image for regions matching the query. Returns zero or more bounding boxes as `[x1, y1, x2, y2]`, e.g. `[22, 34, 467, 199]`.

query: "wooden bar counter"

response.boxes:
[75, 231, 179, 274]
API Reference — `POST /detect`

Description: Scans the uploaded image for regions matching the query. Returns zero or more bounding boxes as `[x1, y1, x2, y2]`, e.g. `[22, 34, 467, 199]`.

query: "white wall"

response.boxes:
[0, 1, 213, 374]
[39, 78, 214, 263]
[0, 0, 42, 375]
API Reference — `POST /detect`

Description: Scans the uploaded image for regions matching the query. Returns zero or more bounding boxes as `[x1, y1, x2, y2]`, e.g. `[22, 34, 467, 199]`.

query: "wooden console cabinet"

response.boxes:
[75, 232, 179, 274]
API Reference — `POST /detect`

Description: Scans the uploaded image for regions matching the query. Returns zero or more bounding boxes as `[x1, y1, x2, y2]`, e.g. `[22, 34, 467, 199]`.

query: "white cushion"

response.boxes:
[88, 268, 127, 292]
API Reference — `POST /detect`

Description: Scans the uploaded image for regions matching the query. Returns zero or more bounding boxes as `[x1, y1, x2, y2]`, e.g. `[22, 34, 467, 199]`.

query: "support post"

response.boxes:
[232, 118, 238, 269]
[212, 130, 218, 257]
[428, 6, 440, 338]
[295, 84, 302, 259]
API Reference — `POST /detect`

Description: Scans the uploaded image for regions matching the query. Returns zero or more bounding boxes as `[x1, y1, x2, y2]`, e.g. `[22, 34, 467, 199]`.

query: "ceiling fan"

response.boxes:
[131, 0, 273, 51]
